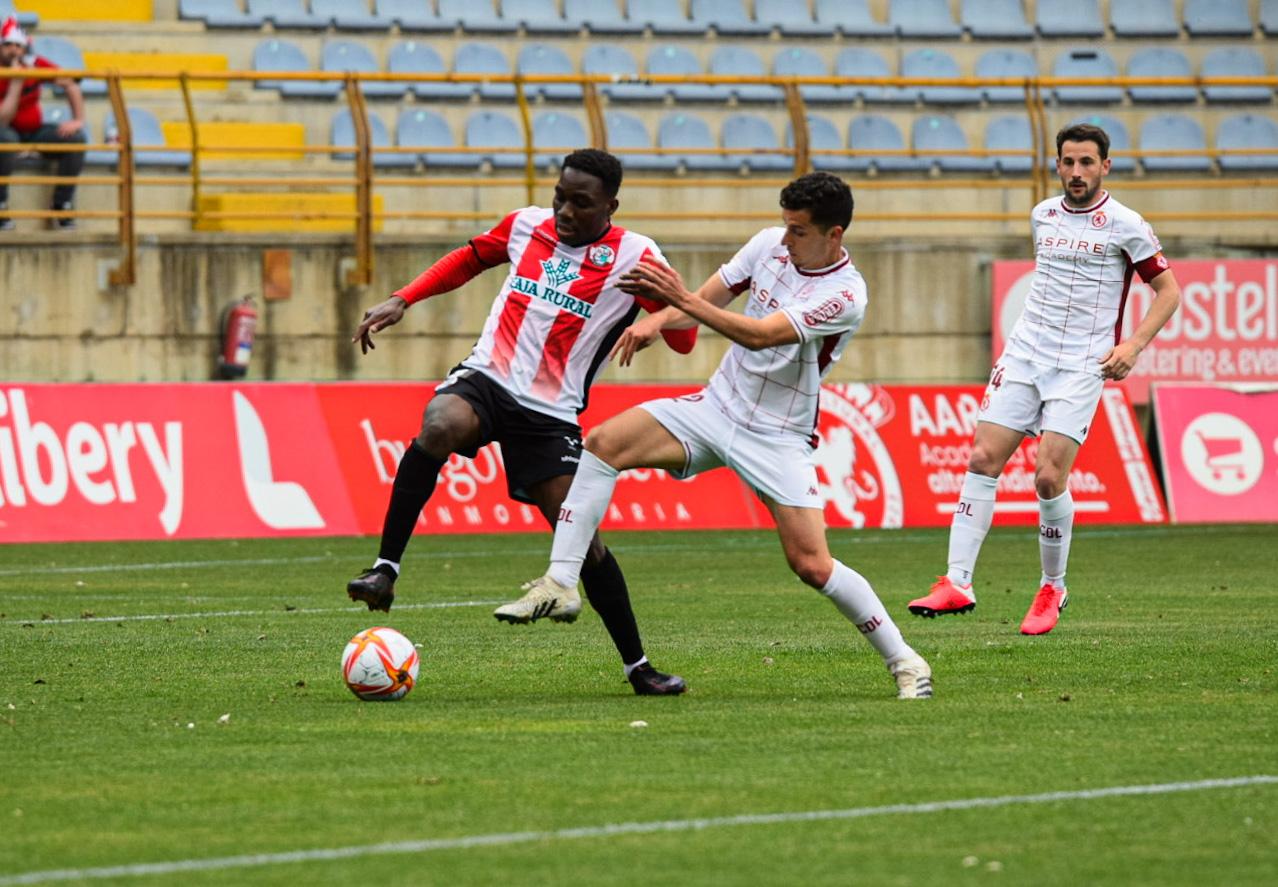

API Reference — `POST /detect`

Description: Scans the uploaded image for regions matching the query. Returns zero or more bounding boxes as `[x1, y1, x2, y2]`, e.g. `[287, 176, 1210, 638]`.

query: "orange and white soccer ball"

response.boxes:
[341, 627, 420, 701]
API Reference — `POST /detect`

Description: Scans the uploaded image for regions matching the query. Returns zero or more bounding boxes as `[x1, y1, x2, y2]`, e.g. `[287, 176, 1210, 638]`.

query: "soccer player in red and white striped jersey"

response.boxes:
[909, 123, 1182, 636]
[346, 150, 695, 695]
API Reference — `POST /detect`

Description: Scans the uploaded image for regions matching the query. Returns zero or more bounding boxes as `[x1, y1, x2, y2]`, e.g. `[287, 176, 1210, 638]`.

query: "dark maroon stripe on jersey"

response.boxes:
[578, 302, 642, 415]
[727, 276, 752, 295]
[1059, 192, 1111, 215]
[795, 254, 850, 277]
[816, 331, 841, 374]
[1114, 256, 1136, 347]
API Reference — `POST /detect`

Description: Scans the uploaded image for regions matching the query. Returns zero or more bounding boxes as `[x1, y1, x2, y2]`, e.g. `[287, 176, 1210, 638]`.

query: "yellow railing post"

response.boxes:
[104, 71, 136, 287]
[783, 83, 809, 175]
[583, 81, 606, 150]
[513, 76, 536, 205]
[178, 71, 203, 228]
[344, 74, 374, 287]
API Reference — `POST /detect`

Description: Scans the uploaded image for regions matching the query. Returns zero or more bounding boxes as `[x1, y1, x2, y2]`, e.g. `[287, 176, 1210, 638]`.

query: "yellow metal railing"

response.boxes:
[2, 67, 1276, 286]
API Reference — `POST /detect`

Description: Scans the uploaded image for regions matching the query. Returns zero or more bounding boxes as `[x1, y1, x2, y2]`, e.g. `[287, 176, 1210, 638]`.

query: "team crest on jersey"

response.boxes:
[541, 258, 581, 289]
[587, 244, 615, 268]
[1046, 208, 1058, 218]
[1091, 211, 1107, 228]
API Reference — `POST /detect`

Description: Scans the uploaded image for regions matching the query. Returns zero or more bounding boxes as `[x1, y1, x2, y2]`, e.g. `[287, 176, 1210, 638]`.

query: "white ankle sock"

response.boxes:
[623, 657, 648, 677]
[820, 560, 912, 664]
[546, 451, 619, 589]
[1038, 489, 1074, 590]
[372, 558, 400, 576]
[946, 472, 998, 587]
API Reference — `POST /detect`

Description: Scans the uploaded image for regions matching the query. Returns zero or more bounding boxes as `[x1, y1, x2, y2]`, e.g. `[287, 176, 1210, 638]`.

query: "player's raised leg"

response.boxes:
[347, 394, 479, 612]
[770, 501, 931, 699]
[909, 420, 1024, 618]
[1021, 431, 1079, 635]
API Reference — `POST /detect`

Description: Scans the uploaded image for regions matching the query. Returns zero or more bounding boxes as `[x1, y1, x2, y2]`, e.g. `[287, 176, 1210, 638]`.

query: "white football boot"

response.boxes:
[493, 575, 582, 624]
[889, 654, 934, 699]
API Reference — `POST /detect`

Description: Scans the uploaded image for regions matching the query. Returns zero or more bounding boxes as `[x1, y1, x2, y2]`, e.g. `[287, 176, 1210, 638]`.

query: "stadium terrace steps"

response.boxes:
[81, 52, 230, 90]
[161, 121, 309, 161]
[194, 192, 385, 232]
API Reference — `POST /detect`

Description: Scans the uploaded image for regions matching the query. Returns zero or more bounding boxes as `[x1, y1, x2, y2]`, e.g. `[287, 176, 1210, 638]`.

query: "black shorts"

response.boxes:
[434, 366, 583, 505]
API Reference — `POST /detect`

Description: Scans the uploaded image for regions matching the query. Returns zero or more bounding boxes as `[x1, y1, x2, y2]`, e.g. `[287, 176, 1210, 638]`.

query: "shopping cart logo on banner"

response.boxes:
[1179, 413, 1264, 496]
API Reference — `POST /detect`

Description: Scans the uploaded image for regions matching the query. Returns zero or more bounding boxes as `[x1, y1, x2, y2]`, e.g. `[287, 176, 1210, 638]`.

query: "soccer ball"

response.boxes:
[341, 627, 420, 701]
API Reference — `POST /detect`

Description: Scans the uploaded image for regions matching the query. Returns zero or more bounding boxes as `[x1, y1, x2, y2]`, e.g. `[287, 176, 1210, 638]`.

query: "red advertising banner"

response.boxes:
[1151, 384, 1278, 523]
[0, 382, 1163, 543]
[992, 259, 1278, 403]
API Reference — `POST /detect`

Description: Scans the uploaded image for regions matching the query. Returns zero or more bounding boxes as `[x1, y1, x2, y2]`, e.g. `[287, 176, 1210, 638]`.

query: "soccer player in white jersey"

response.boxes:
[500, 172, 933, 699]
[346, 150, 696, 695]
[908, 123, 1182, 636]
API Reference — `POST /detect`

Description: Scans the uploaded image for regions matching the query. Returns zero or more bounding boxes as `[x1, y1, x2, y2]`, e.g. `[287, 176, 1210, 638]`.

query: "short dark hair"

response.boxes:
[779, 172, 853, 231]
[1056, 123, 1110, 160]
[562, 148, 623, 198]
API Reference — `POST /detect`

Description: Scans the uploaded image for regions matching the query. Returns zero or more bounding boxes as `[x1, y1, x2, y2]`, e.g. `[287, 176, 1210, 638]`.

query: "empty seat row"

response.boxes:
[176, 0, 1278, 39]
[64, 105, 1278, 176]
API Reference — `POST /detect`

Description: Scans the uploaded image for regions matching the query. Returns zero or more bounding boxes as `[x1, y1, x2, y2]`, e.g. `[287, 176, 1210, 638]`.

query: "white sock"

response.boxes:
[546, 451, 619, 589]
[946, 472, 998, 590]
[372, 558, 399, 576]
[623, 657, 648, 677]
[1038, 490, 1074, 590]
[820, 560, 912, 664]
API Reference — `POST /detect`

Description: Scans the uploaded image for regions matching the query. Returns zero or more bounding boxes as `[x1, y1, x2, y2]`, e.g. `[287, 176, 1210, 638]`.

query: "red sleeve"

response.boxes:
[393, 245, 492, 305]
[1133, 251, 1171, 283]
[635, 294, 698, 354]
[34, 56, 58, 71]
[468, 210, 519, 266]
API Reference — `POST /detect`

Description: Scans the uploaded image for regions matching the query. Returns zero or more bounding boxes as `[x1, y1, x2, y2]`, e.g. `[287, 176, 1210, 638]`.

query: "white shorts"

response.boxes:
[979, 354, 1103, 444]
[639, 392, 822, 509]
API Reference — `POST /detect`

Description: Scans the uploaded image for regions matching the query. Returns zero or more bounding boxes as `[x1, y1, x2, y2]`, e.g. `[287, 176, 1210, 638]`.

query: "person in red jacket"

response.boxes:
[0, 16, 86, 231]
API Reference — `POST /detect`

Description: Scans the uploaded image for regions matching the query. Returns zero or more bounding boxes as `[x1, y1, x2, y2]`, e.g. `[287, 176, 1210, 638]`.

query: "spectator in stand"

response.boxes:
[0, 16, 86, 231]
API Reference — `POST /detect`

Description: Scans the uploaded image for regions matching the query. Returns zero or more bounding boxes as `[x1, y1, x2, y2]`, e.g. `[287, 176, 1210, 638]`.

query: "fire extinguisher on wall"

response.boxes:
[218, 296, 258, 379]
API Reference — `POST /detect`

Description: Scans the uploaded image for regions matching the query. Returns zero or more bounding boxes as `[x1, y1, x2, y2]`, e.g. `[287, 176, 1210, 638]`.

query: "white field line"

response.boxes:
[5, 600, 506, 626]
[0, 524, 1253, 579]
[0, 775, 1272, 885]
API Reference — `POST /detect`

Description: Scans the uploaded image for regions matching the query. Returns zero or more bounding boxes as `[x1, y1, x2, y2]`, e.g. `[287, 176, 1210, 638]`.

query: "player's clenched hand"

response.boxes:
[1098, 341, 1141, 380]
[609, 316, 664, 367]
[353, 296, 408, 354]
[619, 259, 690, 309]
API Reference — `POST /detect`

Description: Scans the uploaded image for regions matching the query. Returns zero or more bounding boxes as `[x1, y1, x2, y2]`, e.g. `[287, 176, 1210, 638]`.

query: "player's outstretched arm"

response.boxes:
[352, 296, 408, 354]
[1099, 269, 1181, 380]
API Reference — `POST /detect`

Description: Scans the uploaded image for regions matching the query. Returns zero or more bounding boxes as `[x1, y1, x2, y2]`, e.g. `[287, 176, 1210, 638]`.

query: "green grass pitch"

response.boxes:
[1, 525, 1275, 885]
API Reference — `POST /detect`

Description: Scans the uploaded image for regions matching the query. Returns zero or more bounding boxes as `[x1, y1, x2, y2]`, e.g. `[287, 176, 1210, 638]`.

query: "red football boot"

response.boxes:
[907, 576, 976, 618]
[1020, 584, 1069, 635]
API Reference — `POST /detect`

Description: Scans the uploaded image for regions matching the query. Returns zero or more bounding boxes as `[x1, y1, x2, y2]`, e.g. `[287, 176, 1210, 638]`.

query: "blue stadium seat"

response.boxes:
[1069, 114, 1135, 173]
[565, 0, 643, 34]
[1110, 0, 1179, 38]
[1216, 114, 1278, 171]
[31, 37, 105, 97]
[773, 46, 843, 104]
[1053, 48, 1123, 104]
[642, 45, 725, 103]
[397, 107, 480, 167]
[787, 114, 859, 171]
[321, 41, 403, 98]
[0, 0, 36, 28]
[755, 0, 833, 37]
[438, 0, 517, 33]
[1037, 0, 1103, 37]
[890, 0, 961, 38]
[518, 43, 582, 101]
[913, 114, 992, 172]
[1140, 114, 1212, 172]
[658, 113, 737, 171]
[690, 0, 770, 36]
[813, 0, 891, 36]
[605, 111, 678, 170]
[975, 48, 1035, 103]
[1201, 48, 1272, 104]
[390, 41, 472, 100]
[332, 109, 416, 167]
[312, 0, 388, 29]
[582, 44, 643, 100]
[180, 0, 263, 26]
[531, 111, 588, 167]
[710, 46, 782, 103]
[378, 0, 454, 31]
[464, 110, 526, 168]
[1127, 48, 1196, 104]
[502, 0, 579, 34]
[902, 48, 980, 105]
[722, 113, 791, 171]
[984, 115, 1033, 173]
[98, 109, 192, 167]
[454, 42, 516, 100]
[1263, 0, 1278, 37]
[248, 0, 327, 28]
[849, 114, 923, 172]
[835, 47, 907, 104]
[961, 0, 1032, 39]
[1183, 0, 1253, 37]
[628, 0, 704, 35]
[254, 39, 342, 97]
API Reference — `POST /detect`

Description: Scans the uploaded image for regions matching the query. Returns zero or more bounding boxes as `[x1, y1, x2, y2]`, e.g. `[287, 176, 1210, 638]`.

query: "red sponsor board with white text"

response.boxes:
[1152, 384, 1278, 523]
[0, 382, 1162, 543]
[993, 259, 1278, 403]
